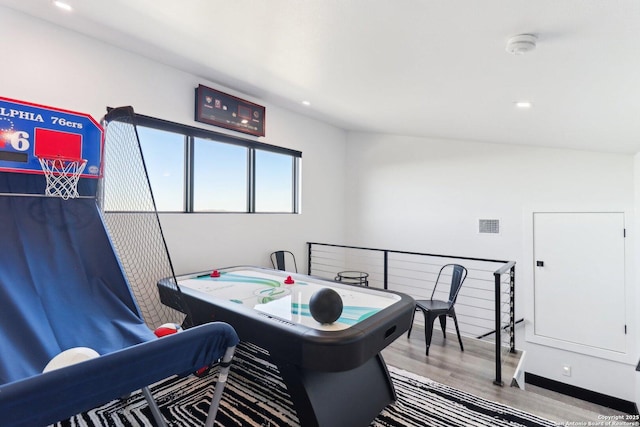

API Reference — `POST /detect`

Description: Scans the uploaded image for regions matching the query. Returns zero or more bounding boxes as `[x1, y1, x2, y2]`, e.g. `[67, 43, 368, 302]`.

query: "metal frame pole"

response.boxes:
[493, 271, 503, 386]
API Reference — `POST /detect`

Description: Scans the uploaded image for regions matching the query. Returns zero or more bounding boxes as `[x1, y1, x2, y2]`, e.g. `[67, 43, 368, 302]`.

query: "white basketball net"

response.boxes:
[38, 157, 88, 200]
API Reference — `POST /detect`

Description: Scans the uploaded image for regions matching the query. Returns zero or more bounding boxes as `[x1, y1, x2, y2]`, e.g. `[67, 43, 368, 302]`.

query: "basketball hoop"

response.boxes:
[37, 156, 87, 200]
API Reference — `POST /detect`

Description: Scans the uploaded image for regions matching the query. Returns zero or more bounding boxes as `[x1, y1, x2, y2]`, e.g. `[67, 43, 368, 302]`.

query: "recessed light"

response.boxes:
[301, 100, 311, 107]
[515, 101, 532, 108]
[52, 1, 73, 11]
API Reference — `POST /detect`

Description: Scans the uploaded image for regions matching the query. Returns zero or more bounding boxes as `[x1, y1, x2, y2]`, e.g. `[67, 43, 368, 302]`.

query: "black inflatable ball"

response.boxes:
[309, 288, 343, 324]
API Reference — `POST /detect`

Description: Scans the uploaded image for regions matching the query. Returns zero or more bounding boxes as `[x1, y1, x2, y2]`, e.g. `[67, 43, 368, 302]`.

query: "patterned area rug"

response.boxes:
[53, 343, 555, 427]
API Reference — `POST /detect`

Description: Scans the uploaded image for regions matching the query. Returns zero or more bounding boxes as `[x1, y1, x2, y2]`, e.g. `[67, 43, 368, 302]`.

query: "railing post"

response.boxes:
[383, 250, 388, 290]
[307, 243, 312, 275]
[510, 265, 516, 353]
[494, 271, 503, 386]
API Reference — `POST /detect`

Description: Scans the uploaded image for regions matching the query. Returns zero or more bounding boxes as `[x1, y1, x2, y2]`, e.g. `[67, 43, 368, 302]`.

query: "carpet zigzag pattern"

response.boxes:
[54, 343, 555, 427]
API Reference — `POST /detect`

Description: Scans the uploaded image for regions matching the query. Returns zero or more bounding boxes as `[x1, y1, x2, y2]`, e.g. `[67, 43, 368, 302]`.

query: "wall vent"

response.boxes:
[479, 219, 500, 234]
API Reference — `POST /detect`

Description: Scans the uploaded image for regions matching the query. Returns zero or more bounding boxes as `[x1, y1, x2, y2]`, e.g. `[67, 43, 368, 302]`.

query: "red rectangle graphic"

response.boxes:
[34, 128, 82, 159]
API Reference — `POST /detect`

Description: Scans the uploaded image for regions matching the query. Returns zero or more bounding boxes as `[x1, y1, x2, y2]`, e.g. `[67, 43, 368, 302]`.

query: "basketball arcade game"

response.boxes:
[159, 266, 416, 427]
[0, 98, 239, 427]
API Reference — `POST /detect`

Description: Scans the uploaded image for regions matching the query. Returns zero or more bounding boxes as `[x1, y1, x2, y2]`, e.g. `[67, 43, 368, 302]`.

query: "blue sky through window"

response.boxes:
[138, 126, 184, 211]
[256, 150, 293, 212]
[194, 138, 247, 212]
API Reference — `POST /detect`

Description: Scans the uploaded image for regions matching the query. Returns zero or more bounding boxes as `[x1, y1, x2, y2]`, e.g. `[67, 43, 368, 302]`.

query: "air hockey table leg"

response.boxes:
[275, 353, 396, 427]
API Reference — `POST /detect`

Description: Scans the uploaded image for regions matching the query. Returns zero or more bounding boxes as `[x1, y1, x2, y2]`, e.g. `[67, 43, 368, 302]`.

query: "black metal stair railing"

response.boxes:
[307, 242, 516, 386]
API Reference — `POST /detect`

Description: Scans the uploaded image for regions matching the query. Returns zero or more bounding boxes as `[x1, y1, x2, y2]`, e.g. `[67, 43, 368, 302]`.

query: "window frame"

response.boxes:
[133, 113, 301, 214]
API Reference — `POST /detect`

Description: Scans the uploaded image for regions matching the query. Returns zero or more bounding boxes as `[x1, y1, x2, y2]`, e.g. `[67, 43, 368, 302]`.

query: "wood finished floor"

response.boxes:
[381, 326, 627, 424]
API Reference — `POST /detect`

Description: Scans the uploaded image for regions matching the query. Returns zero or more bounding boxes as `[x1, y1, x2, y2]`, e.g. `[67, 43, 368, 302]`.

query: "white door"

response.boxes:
[533, 212, 626, 353]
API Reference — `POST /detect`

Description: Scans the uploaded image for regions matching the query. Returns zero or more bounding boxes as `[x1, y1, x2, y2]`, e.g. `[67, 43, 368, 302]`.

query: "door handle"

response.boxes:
[536, 260, 544, 267]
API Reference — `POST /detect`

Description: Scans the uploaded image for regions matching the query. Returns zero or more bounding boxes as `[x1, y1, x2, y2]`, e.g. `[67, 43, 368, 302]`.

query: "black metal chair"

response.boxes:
[270, 250, 298, 273]
[408, 263, 467, 355]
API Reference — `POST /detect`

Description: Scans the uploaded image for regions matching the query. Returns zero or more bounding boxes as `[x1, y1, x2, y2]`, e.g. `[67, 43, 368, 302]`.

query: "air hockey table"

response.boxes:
[158, 266, 415, 427]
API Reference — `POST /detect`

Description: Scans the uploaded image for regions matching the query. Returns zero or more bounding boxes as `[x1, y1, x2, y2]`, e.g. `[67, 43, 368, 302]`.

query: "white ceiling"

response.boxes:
[2, 0, 640, 153]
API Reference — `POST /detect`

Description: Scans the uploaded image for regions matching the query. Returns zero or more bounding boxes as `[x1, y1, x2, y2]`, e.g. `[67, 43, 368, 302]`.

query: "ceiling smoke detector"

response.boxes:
[506, 34, 537, 55]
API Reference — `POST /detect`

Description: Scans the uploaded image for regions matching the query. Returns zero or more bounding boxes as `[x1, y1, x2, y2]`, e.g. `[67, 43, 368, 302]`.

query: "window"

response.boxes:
[137, 127, 185, 212]
[255, 149, 295, 213]
[193, 138, 247, 212]
[130, 113, 301, 214]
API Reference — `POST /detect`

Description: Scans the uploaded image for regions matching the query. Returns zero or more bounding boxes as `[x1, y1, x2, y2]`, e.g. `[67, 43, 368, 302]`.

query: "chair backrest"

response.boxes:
[431, 263, 468, 305]
[270, 250, 298, 273]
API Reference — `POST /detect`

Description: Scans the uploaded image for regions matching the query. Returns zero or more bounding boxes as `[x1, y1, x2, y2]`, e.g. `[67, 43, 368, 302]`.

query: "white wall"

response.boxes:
[345, 131, 637, 401]
[0, 8, 347, 273]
